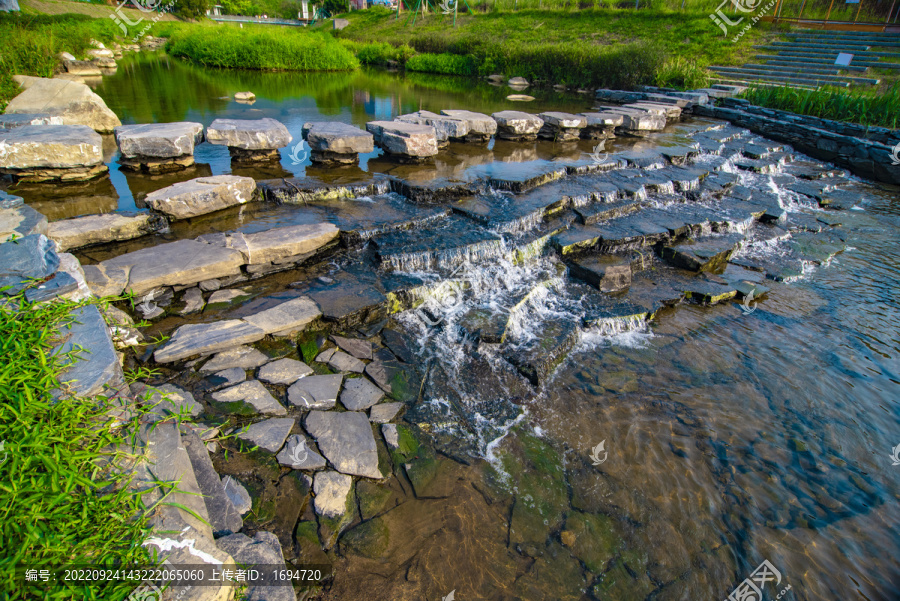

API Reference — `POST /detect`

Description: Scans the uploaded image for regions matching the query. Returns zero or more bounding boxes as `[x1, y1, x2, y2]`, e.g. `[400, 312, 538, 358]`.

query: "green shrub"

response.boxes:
[406, 52, 479, 76]
[740, 83, 900, 129]
[655, 57, 710, 90]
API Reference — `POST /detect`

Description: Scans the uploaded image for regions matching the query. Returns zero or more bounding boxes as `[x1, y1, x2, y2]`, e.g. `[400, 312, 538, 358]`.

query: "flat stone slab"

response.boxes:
[287, 374, 343, 410]
[0, 124, 103, 169]
[276, 433, 327, 470]
[202, 222, 339, 265]
[492, 111, 543, 138]
[313, 470, 353, 518]
[133, 383, 201, 421]
[53, 304, 123, 398]
[305, 410, 382, 479]
[155, 320, 265, 363]
[332, 335, 373, 360]
[439, 110, 498, 136]
[222, 476, 252, 514]
[0, 233, 59, 293]
[369, 402, 403, 424]
[395, 110, 468, 142]
[181, 430, 243, 536]
[200, 345, 269, 372]
[114, 122, 203, 158]
[100, 239, 245, 296]
[212, 380, 285, 415]
[206, 118, 291, 150]
[327, 350, 366, 373]
[209, 367, 246, 389]
[243, 296, 321, 336]
[0, 203, 47, 243]
[568, 255, 633, 292]
[144, 175, 256, 220]
[48, 212, 164, 251]
[303, 121, 374, 154]
[258, 357, 314, 385]
[366, 121, 439, 158]
[539, 112, 587, 129]
[661, 234, 744, 272]
[340, 377, 384, 411]
[216, 532, 294, 601]
[595, 108, 666, 131]
[237, 417, 294, 453]
[0, 113, 64, 129]
[4, 77, 121, 133]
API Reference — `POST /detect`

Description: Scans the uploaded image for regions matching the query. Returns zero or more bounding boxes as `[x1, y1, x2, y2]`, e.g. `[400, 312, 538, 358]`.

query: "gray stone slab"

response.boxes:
[313, 470, 353, 518]
[492, 110, 543, 137]
[200, 345, 269, 372]
[155, 320, 266, 363]
[287, 374, 343, 410]
[48, 212, 164, 252]
[181, 430, 243, 536]
[212, 380, 285, 415]
[114, 122, 203, 158]
[369, 402, 403, 424]
[4, 77, 120, 133]
[222, 476, 252, 514]
[242, 296, 321, 336]
[257, 358, 314, 385]
[275, 433, 327, 470]
[395, 110, 468, 142]
[206, 118, 291, 150]
[237, 417, 294, 453]
[24, 271, 78, 303]
[340, 377, 384, 411]
[144, 175, 256, 220]
[216, 532, 294, 601]
[303, 121, 374, 154]
[211, 367, 246, 388]
[366, 120, 439, 157]
[133, 382, 202, 421]
[539, 112, 587, 128]
[304, 410, 381, 479]
[331, 335, 373, 360]
[203, 222, 339, 266]
[0, 124, 103, 169]
[439, 109, 498, 136]
[381, 423, 399, 449]
[53, 304, 124, 398]
[0, 113, 63, 129]
[327, 350, 366, 373]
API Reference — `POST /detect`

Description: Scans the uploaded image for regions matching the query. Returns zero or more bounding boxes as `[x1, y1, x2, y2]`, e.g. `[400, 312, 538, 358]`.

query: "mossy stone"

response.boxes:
[564, 512, 623, 574]
[340, 517, 390, 558]
[357, 479, 393, 520]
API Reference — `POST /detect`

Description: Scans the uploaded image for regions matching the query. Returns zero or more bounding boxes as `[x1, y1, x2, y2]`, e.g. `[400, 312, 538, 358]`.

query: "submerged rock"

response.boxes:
[222, 476, 253, 515]
[305, 410, 382, 479]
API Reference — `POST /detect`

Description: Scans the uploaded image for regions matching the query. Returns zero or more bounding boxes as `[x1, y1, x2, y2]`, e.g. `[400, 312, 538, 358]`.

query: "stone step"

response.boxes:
[754, 56, 870, 72]
[709, 66, 878, 85]
[757, 46, 900, 59]
[372, 217, 502, 272]
[257, 174, 391, 204]
[48, 212, 166, 252]
[784, 35, 900, 47]
[767, 41, 872, 51]
[708, 68, 855, 87]
[743, 63, 848, 76]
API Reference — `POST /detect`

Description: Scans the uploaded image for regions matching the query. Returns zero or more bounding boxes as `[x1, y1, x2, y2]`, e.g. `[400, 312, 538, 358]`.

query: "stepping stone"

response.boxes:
[491, 110, 543, 141]
[332, 335, 373, 360]
[237, 417, 294, 453]
[206, 117, 291, 161]
[48, 212, 165, 252]
[234, 91, 255, 101]
[439, 109, 497, 142]
[626, 102, 681, 120]
[200, 345, 268, 372]
[579, 112, 623, 139]
[287, 374, 343, 409]
[0, 124, 106, 182]
[660, 234, 744, 272]
[305, 410, 382, 478]
[100, 239, 245, 296]
[313, 471, 353, 517]
[567, 255, 633, 292]
[222, 476, 252, 514]
[369, 402, 403, 424]
[395, 111, 468, 146]
[302, 121, 374, 165]
[144, 175, 256, 220]
[114, 122, 204, 172]
[209, 367, 246, 389]
[212, 380, 285, 415]
[242, 296, 321, 337]
[0, 113, 63, 129]
[366, 121, 439, 160]
[216, 532, 295, 601]
[181, 430, 243, 536]
[538, 112, 587, 141]
[200, 222, 339, 267]
[328, 350, 366, 373]
[276, 434, 326, 470]
[4, 77, 120, 133]
[156, 320, 265, 363]
[340, 377, 384, 411]
[258, 358, 314, 385]
[594, 89, 645, 103]
[595, 108, 666, 132]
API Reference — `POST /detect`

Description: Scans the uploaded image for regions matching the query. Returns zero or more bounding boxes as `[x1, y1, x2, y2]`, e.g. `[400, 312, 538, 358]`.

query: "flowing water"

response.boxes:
[6, 54, 900, 600]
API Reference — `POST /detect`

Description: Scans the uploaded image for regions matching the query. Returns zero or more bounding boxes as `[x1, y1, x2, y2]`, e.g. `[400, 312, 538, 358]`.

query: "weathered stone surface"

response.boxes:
[48, 212, 164, 251]
[492, 110, 543, 140]
[4, 77, 121, 132]
[508, 77, 529, 87]
[540, 112, 587, 129]
[144, 175, 256, 220]
[0, 113, 63, 129]
[200, 345, 269, 372]
[155, 320, 265, 363]
[287, 374, 343, 410]
[366, 121, 439, 158]
[133, 382, 202, 420]
[24, 271, 78, 303]
[181, 430, 243, 536]
[258, 358, 313, 385]
[332, 335, 373, 360]
[276, 433, 327, 470]
[242, 296, 321, 336]
[81, 263, 128, 297]
[216, 532, 294, 601]
[439, 109, 497, 138]
[179, 286, 205, 315]
[206, 288, 252, 308]
[0, 124, 103, 169]
[598, 108, 666, 132]
[209, 367, 246, 389]
[237, 417, 294, 453]
[222, 476, 253, 514]
[305, 410, 382, 479]
[212, 380, 285, 415]
[0, 233, 58, 293]
[101, 239, 245, 296]
[661, 234, 743, 272]
[369, 402, 403, 424]
[114, 122, 203, 158]
[206, 118, 291, 150]
[327, 350, 365, 374]
[205, 223, 339, 265]
[313, 470, 353, 518]
[303, 121, 374, 155]
[381, 423, 399, 449]
[567, 255, 633, 292]
[340, 377, 384, 411]
[0, 202, 47, 243]
[53, 304, 124, 398]
[395, 110, 468, 144]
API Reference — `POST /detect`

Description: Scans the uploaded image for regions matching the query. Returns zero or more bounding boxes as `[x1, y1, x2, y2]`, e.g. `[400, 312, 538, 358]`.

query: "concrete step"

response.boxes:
[768, 41, 872, 51]
[708, 77, 817, 90]
[743, 63, 847, 76]
[754, 56, 871, 72]
[709, 67, 873, 86]
[709, 67, 850, 88]
[785, 35, 900, 47]
[738, 64, 880, 83]
[756, 46, 900, 59]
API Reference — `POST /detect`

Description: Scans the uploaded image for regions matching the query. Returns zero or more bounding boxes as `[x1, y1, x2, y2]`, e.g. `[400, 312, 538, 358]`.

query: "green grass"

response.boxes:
[740, 83, 900, 129]
[165, 22, 360, 70]
[0, 293, 155, 600]
[0, 12, 120, 111]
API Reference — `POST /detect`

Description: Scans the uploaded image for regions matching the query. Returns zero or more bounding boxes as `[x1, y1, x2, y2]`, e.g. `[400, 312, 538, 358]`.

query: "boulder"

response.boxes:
[0, 113, 63, 129]
[492, 110, 543, 141]
[0, 124, 106, 182]
[48, 212, 165, 251]
[4, 77, 120, 133]
[206, 118, 291, 161]
[114, 122, 203, 172]
[302, 121, 374, 164]
[237, 417, 294, 453]
[439, 109, 497, 142]
[366, 120, 439, 160]
[304, 410, 382, 479]
[143, 175, 256, 220]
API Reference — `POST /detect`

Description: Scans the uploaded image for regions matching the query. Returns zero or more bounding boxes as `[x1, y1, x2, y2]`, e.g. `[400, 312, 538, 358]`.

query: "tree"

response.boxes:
[174, 0, 210, 19]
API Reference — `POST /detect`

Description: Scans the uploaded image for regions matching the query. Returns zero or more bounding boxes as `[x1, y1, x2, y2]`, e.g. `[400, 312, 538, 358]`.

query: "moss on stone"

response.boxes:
[564, 511, 623, 574]
[340, 517, 390, 558]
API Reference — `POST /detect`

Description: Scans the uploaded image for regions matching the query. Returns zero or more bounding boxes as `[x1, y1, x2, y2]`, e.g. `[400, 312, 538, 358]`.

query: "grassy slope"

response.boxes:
[20, 0, 179, 21]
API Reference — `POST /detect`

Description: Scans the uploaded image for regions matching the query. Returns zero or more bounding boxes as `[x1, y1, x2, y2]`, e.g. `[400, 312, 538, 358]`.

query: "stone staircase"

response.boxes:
[710, 28, 900, 88]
